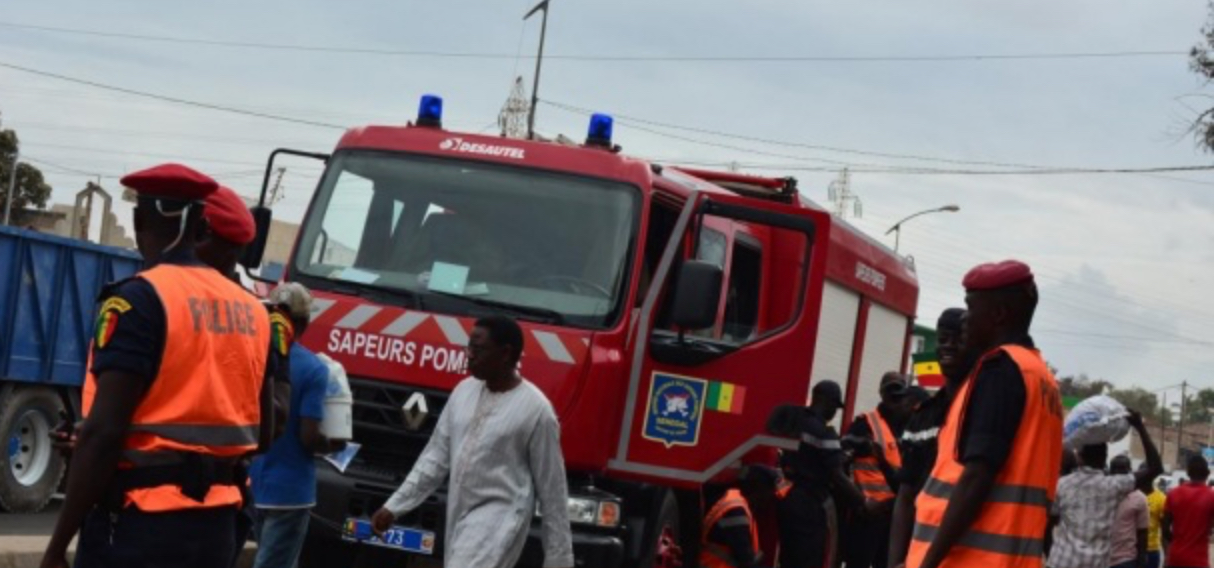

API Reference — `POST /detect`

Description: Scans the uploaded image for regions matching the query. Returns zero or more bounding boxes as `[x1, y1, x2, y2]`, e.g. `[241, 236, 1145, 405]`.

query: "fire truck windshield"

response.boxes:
[293, 150, 640, 329]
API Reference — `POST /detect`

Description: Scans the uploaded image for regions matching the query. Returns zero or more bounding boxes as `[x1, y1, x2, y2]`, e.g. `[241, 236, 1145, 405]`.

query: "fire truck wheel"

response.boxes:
[0, 385, 66, 513]
[650, 491, 683, 568]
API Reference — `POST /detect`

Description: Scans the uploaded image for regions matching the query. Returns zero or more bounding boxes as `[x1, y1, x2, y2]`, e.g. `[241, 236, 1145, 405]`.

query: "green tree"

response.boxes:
[0, 125, 53, 221]
[1108, 387, 1159, 419]
[1191, 2, 1214, 151]
[1180, 388, 1214, 424]
[1057, 374, 1112, 399]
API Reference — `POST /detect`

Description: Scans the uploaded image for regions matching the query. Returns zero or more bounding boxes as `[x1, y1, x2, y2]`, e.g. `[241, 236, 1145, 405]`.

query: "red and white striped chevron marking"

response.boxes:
[310, 298, 588, 365]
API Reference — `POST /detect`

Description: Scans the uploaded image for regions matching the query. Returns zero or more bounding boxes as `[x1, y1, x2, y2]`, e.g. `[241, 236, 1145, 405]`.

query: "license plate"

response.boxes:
[341, 518, 436, 555]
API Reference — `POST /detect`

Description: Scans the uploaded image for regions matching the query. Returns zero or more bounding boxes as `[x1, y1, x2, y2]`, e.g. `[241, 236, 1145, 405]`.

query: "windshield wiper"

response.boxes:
[424, 290, 564, 325]
[316, 279, 423, 310]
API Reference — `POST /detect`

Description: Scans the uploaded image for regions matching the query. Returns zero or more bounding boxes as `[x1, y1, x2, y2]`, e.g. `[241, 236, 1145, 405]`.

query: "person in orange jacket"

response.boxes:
[41, 164, 277, 568]
[702, 465, 781, 568]
[903, 260, 1064, 568]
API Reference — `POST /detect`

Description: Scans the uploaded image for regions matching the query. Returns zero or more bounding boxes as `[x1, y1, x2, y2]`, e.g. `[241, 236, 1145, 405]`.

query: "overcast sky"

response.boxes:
[2, 0, 1212, 395]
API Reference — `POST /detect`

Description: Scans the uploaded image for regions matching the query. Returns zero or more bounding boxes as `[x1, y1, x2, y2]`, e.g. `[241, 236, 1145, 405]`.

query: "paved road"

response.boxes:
[0, 502, 439, 568]
[0, 501, 60, 536]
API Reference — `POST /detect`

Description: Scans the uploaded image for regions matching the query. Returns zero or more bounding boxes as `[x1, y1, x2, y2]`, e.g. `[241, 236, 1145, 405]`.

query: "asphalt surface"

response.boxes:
[0, 502, 439, 568]
[0, 500, 60, 536]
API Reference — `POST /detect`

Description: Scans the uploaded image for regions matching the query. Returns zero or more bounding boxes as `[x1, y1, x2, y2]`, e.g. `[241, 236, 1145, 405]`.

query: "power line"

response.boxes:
[741, 162, 1214, 176]
[546, 100, 1214, 177]
[884, 214, 1214, 327]
[7, 61, 1209, 179]
[0, 21, 1187, 63]
[545, 99, 1055, 168]
[0, 61, 346, 130]
[1034, 328, 1214, 346]
[24, 156, 106, 177]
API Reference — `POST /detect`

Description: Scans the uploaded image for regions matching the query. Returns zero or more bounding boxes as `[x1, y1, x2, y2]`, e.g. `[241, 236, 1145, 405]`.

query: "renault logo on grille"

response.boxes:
[401, 392, 429, 431]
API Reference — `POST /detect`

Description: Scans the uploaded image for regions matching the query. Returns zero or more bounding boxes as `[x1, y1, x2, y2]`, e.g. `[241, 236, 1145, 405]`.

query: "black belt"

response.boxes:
[107, 454, 242, 510]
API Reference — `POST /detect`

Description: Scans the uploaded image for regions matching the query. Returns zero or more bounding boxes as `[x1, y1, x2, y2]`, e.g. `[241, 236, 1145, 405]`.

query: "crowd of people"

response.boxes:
[33, 162, 1214, 568]
[37, 163, 575, 568]
[703, 262, 1214, 568]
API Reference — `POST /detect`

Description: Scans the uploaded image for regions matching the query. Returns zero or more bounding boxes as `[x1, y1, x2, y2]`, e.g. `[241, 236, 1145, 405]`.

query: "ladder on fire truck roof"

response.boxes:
[670, 167, 799, 204]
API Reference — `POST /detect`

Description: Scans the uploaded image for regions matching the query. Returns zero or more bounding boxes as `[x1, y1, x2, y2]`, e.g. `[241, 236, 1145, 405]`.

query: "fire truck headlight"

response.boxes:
[586, 113, 613, 147]
[417, 94, 443, 128]
[561, 497, 622, 528]
[567, 497, 599, 525]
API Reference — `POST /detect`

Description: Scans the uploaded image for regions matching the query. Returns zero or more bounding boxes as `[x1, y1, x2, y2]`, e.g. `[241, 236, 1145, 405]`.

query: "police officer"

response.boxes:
[887, 308, 967, 568]
[41, 164, 275, 568]
[904, 261, 1063, 568]
[769, 380, 866, 568]
[701, 465, 780, 568]
[844, 372, 912, 568]
[194, 183, 296, 568]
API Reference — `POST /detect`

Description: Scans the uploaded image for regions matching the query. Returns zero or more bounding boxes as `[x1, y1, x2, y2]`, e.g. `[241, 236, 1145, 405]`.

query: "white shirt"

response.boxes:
[384, 376, 574, 568]
[1048, 467, 1136, 568]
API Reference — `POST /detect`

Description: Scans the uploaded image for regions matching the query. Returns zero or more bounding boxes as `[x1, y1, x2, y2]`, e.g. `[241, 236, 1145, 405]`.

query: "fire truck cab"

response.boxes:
[245, 96, 918, 567]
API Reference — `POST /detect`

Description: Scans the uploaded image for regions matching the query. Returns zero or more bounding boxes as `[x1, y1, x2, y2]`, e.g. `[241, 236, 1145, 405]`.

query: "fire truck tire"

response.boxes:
[647, 490, 683, 568]
[0, 385, 66, 513]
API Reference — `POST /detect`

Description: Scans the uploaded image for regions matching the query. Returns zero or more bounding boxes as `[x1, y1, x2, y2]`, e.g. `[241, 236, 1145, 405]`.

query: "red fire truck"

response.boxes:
[243, 96, 918, 567]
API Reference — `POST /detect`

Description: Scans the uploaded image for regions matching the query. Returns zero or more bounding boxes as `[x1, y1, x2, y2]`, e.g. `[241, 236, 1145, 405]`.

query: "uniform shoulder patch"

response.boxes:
[94, 296, 133, 349]
[269, 312, 295, 357]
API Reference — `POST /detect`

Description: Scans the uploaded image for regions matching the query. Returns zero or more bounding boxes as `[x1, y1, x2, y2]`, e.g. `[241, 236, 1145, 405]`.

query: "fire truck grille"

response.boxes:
[346, 377, 450, 484]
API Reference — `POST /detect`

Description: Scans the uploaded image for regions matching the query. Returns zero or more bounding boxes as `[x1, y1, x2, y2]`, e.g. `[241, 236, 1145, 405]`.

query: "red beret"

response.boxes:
[120, 163, 217, 202]
[963, 260, 1035, 291]
[204, 186, 256, 245]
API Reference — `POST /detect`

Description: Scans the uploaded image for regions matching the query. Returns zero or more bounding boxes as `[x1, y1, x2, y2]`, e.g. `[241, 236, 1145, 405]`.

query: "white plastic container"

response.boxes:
[316, 353, 353, 440]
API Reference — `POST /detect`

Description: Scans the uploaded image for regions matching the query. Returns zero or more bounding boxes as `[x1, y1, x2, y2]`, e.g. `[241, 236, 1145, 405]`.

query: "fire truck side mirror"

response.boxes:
[240, 205, 273, 270]
[670, 260, 723, 331]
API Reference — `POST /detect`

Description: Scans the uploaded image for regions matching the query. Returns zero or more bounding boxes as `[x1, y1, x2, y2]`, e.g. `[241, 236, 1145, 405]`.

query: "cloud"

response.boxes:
[1035, 264, 1214, 387]
[3, 0, 1213, 390]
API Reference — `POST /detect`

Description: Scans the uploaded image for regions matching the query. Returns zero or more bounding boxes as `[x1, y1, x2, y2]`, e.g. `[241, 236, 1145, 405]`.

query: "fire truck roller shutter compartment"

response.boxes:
[810, 281, 861, 417]
[851, 303, 910, 417]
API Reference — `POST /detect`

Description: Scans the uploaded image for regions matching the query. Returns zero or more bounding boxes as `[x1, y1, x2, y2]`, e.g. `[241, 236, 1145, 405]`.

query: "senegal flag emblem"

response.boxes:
[94, 297, 132, 348]
[269, 312, 294, 356]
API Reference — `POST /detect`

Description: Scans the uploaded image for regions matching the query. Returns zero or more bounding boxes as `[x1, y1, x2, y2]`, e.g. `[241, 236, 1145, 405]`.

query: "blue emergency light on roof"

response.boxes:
[586, 113, 614, 148]
[417, 94, 443, 128]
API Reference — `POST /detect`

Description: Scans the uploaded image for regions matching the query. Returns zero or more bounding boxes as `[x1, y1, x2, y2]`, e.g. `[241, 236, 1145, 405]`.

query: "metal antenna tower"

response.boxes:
[267, 167, 287, 205]
[827, 167, 862, 219]
[498, 77, 530, 139]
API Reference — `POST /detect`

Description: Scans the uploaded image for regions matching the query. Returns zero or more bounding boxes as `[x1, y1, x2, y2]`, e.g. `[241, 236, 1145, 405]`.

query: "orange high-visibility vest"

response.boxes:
[701, 489, 762, 568]
[83, 264, 269, 512]
[853, 409, 902, 502]
[906, 344, 1062, 568]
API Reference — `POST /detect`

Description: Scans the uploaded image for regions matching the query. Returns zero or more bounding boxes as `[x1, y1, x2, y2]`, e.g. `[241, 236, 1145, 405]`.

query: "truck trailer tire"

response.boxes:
[0, 385, 66, 513]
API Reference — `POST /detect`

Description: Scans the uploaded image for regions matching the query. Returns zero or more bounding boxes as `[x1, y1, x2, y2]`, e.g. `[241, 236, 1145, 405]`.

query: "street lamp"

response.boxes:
[884, 204, 960, 253]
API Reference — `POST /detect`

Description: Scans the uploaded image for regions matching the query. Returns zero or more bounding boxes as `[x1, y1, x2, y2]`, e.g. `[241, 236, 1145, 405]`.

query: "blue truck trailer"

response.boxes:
[0, 225, 140, 512]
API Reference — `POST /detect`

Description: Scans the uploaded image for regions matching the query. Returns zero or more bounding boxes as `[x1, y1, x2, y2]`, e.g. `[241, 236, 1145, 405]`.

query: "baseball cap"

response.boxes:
[812, 381, 844, 408]
[881, 379, 909, 399]
[268, 282, 313, 322]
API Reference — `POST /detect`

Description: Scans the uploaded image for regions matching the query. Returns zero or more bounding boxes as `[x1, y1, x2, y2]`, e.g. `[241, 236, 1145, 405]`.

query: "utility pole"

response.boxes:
[1179, 381, 1189, 466]
[3, 148, 18, 226]
[1161, 390, 1168, 466]
[524, 0, 550, 140]
[827, 168, 861, 220]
